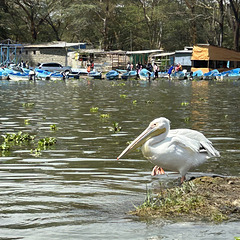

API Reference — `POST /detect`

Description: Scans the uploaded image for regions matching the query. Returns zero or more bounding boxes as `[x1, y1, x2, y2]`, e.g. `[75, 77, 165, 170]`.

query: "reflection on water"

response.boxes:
[0, 79, 240, 239]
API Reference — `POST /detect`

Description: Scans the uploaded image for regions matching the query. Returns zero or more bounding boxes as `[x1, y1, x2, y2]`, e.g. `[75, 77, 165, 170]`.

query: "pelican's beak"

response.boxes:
[117, 125, 166, 160]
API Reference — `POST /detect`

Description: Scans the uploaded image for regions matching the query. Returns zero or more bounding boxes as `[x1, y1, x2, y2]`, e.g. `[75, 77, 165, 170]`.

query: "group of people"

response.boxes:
[126, 61, 159, 79]
[167, 63, 182, 78]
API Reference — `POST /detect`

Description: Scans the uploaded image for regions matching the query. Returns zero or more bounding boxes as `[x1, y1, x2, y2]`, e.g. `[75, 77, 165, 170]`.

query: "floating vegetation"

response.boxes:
[199, 97, 207, 102]
[22, 102, 35, 108]
[145, 100, 154, 104]
[132, 176, 240, 222]
[37, 137, 57, 149]
[31, 137, 57, 156]
[120, 94, 127, 99]
[181, 101, 189, 106]
[1, 131, 35, 156]
[90, 107, 99, 112]
[132, 100, 137, 105]
[100, 114, 110, 119]
[24, 119, 30, 125]
[50, 124, 58, 131]
[111, 82, 126, 87]
[184, 117, 190, 122]
[109, 122, 122, 132]
[2, 131, 35, 145]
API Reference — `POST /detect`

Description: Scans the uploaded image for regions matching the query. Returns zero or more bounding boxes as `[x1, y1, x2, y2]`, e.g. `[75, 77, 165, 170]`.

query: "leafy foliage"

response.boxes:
[1, 0, 240, 51]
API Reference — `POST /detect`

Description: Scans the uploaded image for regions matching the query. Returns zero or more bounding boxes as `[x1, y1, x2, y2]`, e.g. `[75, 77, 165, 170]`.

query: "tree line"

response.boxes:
[0, 0, 239, 52]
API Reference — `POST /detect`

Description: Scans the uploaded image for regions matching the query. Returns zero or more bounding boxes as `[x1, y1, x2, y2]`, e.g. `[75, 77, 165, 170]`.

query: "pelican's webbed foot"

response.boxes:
[151, 166, 165, 176]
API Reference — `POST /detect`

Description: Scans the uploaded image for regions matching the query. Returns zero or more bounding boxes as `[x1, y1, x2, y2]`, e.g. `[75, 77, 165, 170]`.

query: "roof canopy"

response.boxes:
[191, 45, 240, 61]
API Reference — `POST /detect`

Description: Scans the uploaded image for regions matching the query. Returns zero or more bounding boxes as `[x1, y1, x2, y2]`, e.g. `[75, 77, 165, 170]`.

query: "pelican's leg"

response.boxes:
[180, 175, 186, 184]
[151, 166, 165, 176]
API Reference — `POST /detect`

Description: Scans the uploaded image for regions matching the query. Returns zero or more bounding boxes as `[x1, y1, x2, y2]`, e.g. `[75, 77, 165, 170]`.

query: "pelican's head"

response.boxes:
[117, 117, 170, 160]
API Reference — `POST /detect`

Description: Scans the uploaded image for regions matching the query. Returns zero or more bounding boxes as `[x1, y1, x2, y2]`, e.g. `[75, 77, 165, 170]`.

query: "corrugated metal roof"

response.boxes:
[23, 41, 86, 48]
[126, 49, 163, 54]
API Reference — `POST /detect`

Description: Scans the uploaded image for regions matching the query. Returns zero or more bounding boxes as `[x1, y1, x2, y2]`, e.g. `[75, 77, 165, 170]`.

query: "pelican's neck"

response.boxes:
[143, 125, 169, 152]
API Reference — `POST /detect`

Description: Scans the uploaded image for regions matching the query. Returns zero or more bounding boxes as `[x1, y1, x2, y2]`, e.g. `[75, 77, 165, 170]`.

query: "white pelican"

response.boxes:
[117, 117, 220, 183]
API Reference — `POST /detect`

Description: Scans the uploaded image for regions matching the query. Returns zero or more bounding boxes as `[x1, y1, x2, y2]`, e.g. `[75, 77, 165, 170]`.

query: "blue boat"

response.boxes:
[121, 70, 137, 80]
[35, 68, 51, 80]
[8, 71, 29, 81]
[88, 70, 102, 79]
[106, 70, 119, 80]
[203, 69, 219, 80]
[192, 70, 204, 80]
[216, 68, 240, 81]
[0, 68, 9, 80]
[170, 71, 185, 80]
[139, 68, 154, 81]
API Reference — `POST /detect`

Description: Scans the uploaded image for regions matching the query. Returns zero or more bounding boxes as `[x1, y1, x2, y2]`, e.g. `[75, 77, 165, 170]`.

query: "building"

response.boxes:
[191, 44, 240, 73]
[126, 49, 163, 67]
[22, 41, 90, 68]
[150, 52, 175, 71]
[174, 46, 193, 72]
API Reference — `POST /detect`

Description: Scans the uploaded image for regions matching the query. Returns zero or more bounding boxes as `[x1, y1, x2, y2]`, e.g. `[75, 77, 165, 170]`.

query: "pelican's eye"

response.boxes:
[151, 122, 158, 127]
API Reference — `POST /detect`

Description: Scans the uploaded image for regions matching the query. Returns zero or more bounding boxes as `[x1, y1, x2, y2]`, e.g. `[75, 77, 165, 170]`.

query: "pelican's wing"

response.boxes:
[169, 129, 220, 157]
[169, 135, 201, 153]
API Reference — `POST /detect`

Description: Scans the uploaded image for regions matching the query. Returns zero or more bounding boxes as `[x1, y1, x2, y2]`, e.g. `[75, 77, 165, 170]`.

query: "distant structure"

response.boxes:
[174, 46, 193, 72]
[22, 41, 89, 68]
[0, 39, 23, 65]
[191, 44, 240, 73]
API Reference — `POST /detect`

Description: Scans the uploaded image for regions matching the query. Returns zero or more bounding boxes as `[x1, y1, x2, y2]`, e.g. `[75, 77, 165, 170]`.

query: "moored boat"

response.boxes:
[106, 70, 119, 80]
[121, 70, 137, 80]
[88, 70, 102, 79]
[139, 68, 154, 81]
[203, 69, 219, 80]
[191, 70, 204, 80]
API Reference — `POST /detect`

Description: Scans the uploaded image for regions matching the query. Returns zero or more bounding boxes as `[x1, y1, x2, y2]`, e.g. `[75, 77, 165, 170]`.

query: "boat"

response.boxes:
[216, 68, 240, 81]
[170, 71, 185, 80]
[88, 70, 102, 79]
[106, 70, 119, 80]
[203, 69, 219, 80]
[139, 68, 154, 81]
[0, 68, 9, 80]
[8, 71, 30, 81]
[191, 70, 204, 80]
[34, 68, 51, 80]
[50, 72, 65, 80]
[71, 68, 89, 76]
[121, 70, 137, 80]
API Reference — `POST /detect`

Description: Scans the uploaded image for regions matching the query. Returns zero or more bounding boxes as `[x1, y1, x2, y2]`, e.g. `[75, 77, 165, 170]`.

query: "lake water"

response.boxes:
[0, 79, 239, 239]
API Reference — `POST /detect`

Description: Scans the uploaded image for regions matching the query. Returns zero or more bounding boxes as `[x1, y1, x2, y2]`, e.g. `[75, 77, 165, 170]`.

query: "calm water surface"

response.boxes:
[0, 79, 239, 239]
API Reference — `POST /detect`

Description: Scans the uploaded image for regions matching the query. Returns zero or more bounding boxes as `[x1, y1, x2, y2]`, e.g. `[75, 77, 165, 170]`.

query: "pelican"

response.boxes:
[117, 117, 220, 183]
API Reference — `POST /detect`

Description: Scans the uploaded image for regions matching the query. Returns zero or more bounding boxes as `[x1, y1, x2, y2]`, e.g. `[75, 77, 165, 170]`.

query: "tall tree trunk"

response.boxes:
[229, 0, 240, 51]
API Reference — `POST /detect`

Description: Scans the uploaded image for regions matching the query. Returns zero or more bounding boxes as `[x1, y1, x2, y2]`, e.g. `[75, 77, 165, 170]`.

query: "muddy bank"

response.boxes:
[132, 176, 240, 222]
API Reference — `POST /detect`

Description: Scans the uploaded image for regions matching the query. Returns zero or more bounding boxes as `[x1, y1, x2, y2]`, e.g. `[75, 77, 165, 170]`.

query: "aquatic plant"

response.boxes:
[145, 100, 154, 104]
[100, 114, 110, 119]
[109, 122, 122, 132]
[31, 137, 57, 156]
[2, 131, 35, 144]
[112, 82, 126, 87]
[184, 117, 190, 122]
[132, 100, 137, 105]
[50, 124, 58, 131]
[120, 94, 127, 99]
[22, 102, 35, 108]
[90, 107, 99, 112]
[37, 137, 57, 149]
[181, 101, 189, 106]
[0, 142, 10, 151]
[24, 119, 30, 125]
